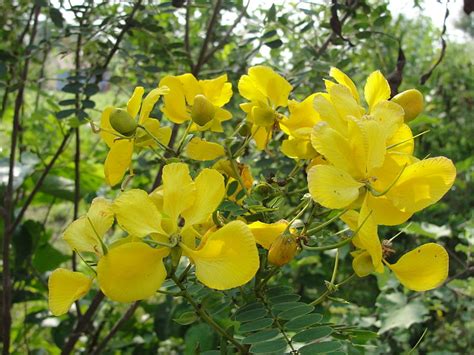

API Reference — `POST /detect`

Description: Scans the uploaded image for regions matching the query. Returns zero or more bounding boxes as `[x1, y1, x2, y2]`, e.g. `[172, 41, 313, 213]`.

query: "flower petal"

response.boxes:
[199, 74, 233, 107]
[370, 100, 404, 140]
[307, 165, 364, 209]
[364, 70, 391, 110]
[138, 87, 168, 124]
[313, 93, 348, 135]
[181, 168, 225, 226]
[281, 138, 317, 160]
[113, 189, 165, 237]
[357, 197, 383, 272]
[248, 220, 288, 249]
[127, 87, 144, 118]
[352, 251, 375, 277]
[328, 84, 364, 120]
[281, 94, 320, 134]
[97, 242, 169, 302]
[160, 76, 190, 124]
[63, 197, 113, 255]
[104, 139, 134, 187]
[99, 107, 115, 148]
[185, 137, 225, 161]
[388, 243, 448, 291]
[329, 67, 360, 103]
[183, 221, 259, 290]
[134, 118, 172, 148]
[388, 157, 456, 213]
[48, 268, 92, 316]
[162, 163, 196, 224]
[366, 194, 412, 226]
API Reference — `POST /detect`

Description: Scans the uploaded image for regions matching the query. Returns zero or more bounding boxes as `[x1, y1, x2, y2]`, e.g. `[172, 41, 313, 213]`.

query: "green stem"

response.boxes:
[175, 121, 193, 154]
[306, 209, 348, 234]
[309, 273, 356, 306]
[171, 275, 247, 354]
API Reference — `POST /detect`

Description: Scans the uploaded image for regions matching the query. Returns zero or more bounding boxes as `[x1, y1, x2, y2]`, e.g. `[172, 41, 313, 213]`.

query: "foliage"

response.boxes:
[1, 0, 472, 354]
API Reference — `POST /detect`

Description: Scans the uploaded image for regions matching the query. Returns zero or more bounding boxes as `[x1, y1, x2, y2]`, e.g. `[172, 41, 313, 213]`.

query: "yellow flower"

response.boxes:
[238, 66, 293, 149]
[280, 94, 320, 159]
[308, 69, 456, 226]
[212, 159, 253, 203]
[343, 208, 449, 291]
[112, 163, 260, 290]
[100, 87, 172, 186]
[159, 73, 232, 132]
[185, 137, 225, 161]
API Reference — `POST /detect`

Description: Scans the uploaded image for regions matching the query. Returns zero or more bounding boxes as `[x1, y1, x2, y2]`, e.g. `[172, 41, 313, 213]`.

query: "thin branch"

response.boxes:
[2, 6, 41, 354]
[184, 0, 192, 66]
[193, 0, 223, 75]
[420, 2, 449, 84]
[90, 302, 140, 355]
[61, 292, 105, 355]
[201, 1, 249, 64]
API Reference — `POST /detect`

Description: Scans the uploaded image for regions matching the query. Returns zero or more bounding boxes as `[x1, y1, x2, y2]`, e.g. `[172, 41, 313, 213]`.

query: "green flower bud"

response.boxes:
[191, 94, 215, 126]
[391, 89, 424, 122]
[268, 234, 297, 266]
[109, 108, 138, 136]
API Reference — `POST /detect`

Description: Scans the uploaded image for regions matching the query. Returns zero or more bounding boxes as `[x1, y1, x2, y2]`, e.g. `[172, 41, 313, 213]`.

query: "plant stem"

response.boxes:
[171, 275, 247, 354]
[310, 273, 356, 306]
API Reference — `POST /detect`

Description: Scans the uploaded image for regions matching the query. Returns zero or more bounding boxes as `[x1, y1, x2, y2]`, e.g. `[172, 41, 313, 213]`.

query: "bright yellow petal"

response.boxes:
[97, 242, 169, 302]
[99, 107, 115, 148]
[311, 122, 360, 177]
[185, 137, 225, 161]
[48, 268, 92, 316]
[248, 220, 288, 249]
[387, 123, 414, 156]
[329, 67, 360, 103]
[134, 118, 172, 148]
[138, 87, 168, 124]
[104, 139, 133, 187]
[63, 197, 113, 255]
[388, 157, 456, 213]
[127, 87, 144, 118]
[199, 74, 233, 107]
[281, 138, 317, 160]
[352, 251, 375, 277]
[354, 119, 387, 174]
[281, 94, 320, 134]
[238, 66, 292, 107]
[160, 76, 190, 124]
[370, 100, 404, 140]
[177, 73, 202, 105]
[252, 125, 272, 150]
[364, 70, 391, 110]
[307, 165, 364, 209]
[388, 243, 448, 291]
[328, 84, 364, 120]
[182, 221, 259, 290]
[113, 189, 165, 237]
[391, 89, 424, 122]
[366, 194, 412, 226]
[181, 168, 225, 226]
[357, 197, 383, 272]
[162, 163, 196, 224]
[313, 93, 348, 135]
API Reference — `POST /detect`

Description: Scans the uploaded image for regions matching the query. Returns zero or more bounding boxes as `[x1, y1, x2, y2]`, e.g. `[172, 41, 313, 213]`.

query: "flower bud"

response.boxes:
[109, 108, 138, 136]
[391, 89, 424, 122]
[268, 234, 297, 266]
[191, 94, 215, 126]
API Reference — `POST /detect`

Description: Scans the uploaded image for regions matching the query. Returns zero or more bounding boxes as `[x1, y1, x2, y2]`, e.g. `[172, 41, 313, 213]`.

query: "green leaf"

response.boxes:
[184, 324, 216, 355]
[235, 308, 267, 322]
[268, 294, 301, 304]
[32, 243, 69, 272]
[278, 304, 314, 320]
[62, 83, 82, 94]
[262, 30, 277, 38]
[292, 326, 333, 343]
[242, 329, 280, 344]
[285, 313, 324, 331]
[299, 341, 343, 354]
[173, 311, 198, 325]
[272, 301, 303, 313]
[266, 285, 294, 297]
[250, 338, 288, 353]
[227, 180, 239, 196]
[56, 109, 76, 119]
[267, 4, 276, 22]
[264, 39, 283, 49]
[239, 318, 273, 333]
[49, 7, 64, 28]
[84, 83, 100, 96]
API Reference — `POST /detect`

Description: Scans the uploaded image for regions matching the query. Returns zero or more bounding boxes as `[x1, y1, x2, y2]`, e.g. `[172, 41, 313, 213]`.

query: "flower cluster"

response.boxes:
[48, 66, 456, 316]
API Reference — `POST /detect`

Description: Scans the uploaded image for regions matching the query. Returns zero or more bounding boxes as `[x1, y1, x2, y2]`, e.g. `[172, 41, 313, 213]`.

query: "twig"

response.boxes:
[90, 302, 140, 355]
[201, 1, 249, 64]
[193, 0, 223, 75]
[184, 0, 192, 66]
[420, 2, 449, 84]
[2, 6, 40, 354]
[61, 292, 105, 355]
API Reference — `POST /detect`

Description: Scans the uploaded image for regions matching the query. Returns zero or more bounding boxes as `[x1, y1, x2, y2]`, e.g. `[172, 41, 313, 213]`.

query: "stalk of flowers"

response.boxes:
[48, 163, 259, 316]
[303, 68, 455, 285]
